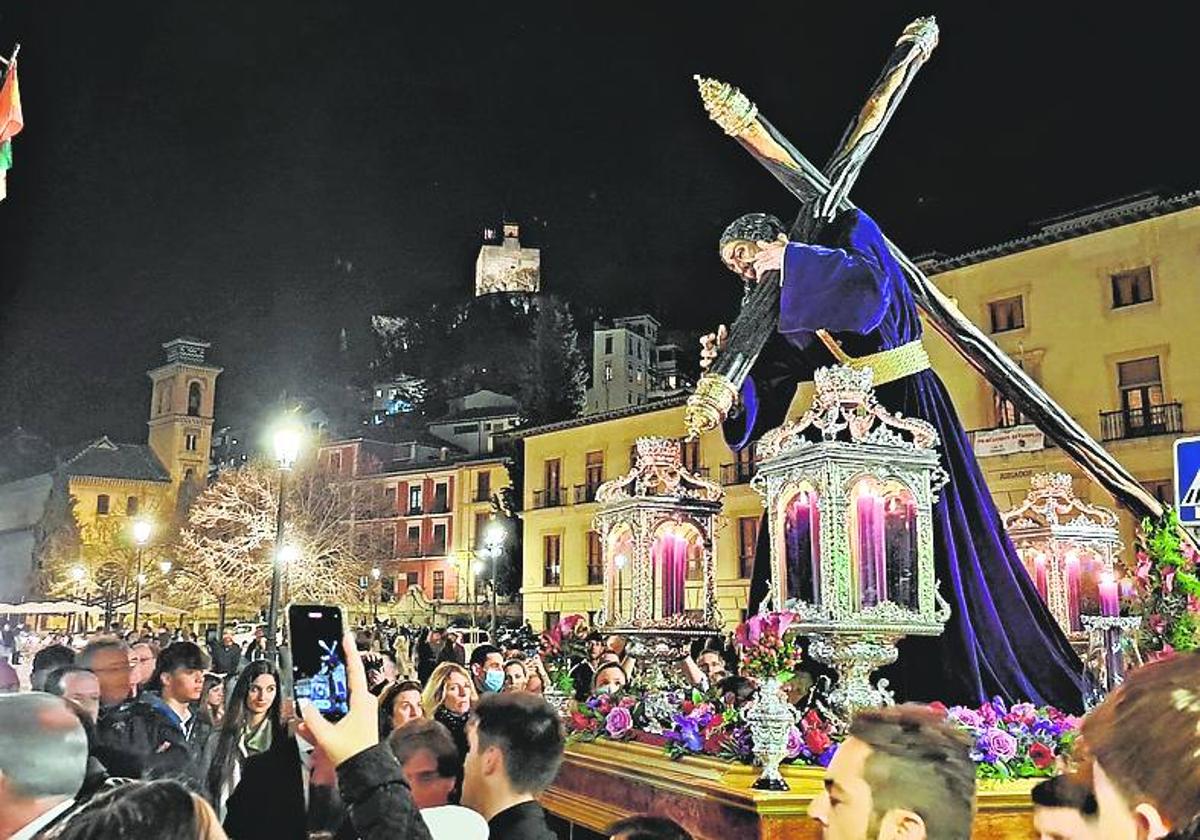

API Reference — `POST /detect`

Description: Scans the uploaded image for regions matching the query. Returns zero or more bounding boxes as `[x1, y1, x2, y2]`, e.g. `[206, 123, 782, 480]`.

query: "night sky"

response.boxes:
[1, 2, 1196, 446]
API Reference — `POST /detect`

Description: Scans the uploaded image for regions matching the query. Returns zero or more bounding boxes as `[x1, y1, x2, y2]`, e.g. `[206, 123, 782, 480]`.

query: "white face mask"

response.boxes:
[596, 683, 620, 695]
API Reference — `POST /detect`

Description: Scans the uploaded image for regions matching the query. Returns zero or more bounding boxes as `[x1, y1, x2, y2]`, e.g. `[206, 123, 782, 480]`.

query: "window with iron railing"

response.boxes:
[432, 571, 445, 600]
[738, 516, 759, 579]
[543, 534, 562, 586]
[587, 531, 603, 585]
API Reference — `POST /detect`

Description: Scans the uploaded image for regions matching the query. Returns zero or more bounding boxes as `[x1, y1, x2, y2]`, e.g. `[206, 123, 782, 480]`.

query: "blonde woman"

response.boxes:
[421, 661, 476, 761]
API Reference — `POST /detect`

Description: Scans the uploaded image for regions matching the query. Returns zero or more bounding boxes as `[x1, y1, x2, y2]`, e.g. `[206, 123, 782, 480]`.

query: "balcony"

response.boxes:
[574, 483, 602, 504]
[397, 541, 446, 559]
[533, 487, 567, 509]
[429, 500, 450, 515]
[473, 489, 492, 502]
[1099, 403, 1183, 442]
[720, 462, 757, 485]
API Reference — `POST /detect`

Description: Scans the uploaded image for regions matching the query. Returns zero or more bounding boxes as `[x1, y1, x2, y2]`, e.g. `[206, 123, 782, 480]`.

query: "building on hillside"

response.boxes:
[921, 190, 1200, 550]
[510, 396, 763, 632]
[0, 337, 221, 600]
[475, 222, 540, 296]
[315, 437, 511, 614]
[584, 315, 692, 415]
[427, 390, 521, 456]
[369, 374, 425, 427]
[210, 425, 250, 476]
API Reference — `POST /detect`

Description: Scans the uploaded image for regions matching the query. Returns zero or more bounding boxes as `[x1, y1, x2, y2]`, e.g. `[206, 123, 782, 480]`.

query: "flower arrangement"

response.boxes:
[734, 611, 802, 682]
[538, 613, 590, 694]
[1133, 510, 1200, 655]
[936, 698, 1081, 780]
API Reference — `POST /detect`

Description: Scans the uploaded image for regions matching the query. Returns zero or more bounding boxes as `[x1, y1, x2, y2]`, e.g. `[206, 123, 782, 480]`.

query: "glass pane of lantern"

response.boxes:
[849, 478, 887, 609]
[652, 522, 697, 619]
[883, 488, 919, 610]
[608, 528, 634, 621]
[1076, 550, 1101, 621]
[781, 485, 821, 606]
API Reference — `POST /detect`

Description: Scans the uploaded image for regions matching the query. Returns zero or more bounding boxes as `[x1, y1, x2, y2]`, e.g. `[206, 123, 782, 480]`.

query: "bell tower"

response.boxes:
[147, 337, 222, 490]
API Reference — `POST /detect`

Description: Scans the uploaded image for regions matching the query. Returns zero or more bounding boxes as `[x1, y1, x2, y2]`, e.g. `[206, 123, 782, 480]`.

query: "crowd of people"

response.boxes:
[1, 615, 1198, 840]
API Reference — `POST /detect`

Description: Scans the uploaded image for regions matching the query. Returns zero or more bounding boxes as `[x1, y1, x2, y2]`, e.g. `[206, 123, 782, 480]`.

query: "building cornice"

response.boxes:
[505, 396, 688, 440]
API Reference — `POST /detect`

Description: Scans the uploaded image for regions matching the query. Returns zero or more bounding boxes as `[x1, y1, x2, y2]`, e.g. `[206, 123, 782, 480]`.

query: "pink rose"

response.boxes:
[605, 706, 634, 738]
[981, 728, 1018, 762]
[1162, 566, 1176, 595]
[785, 726, 804, 759]
[1009, 703, 1038, 725]
[1135, 552, 1152, 585]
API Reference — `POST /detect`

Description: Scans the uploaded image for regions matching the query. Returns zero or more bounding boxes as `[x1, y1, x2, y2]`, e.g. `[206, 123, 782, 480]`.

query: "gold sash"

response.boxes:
[815, 329, 931, 386]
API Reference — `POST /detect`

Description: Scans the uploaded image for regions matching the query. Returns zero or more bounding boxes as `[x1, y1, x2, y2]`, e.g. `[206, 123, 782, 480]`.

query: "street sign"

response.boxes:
[1174, 435, 1200, 526]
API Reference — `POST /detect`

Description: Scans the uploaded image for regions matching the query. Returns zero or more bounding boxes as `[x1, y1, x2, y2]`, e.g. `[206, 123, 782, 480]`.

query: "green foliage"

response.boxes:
[1133, 509, 1200, 653]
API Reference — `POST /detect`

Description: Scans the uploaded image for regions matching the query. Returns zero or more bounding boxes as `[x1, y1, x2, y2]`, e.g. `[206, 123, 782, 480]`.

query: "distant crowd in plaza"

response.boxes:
[1, 615, 1199, 840]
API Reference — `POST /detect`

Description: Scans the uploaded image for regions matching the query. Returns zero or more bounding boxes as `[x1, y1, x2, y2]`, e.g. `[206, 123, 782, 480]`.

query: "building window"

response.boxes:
[1118, 356, 1164, 426]
[988, 296, 1024, 333]
[405, 572, 420, 589]
[585, 451, 604, 498]
[96, 494, 110, 515]
[432, 523, 447, 554]
[384, 486, 396, 510]
[406, 525, 420, 554]
[476, 471, 491, 501]
[587, 531, 603, 585]
[432, 571, 445, 600]
[992, 358, 1039, 428]
[330, 451, 343, 473]
[604, 335, 613, 355]
[543, 459, 561, 505]
[544, 611, 561, 632]
[126, 496, 139, 516]
[184, 468, 195, 482]
[475, 512, 490, 549]
[1142, 479, 1173, 506]
[543, 534, 562, 586]
[187, 382, 202, 416]
[185, 433, 198, 452]
[738, 516, 759, 579]
[604, 361, 613, 382]
[1112, 267, 1153, 308]
[433, 482, 449, 512]
[408, 485, 422, 515]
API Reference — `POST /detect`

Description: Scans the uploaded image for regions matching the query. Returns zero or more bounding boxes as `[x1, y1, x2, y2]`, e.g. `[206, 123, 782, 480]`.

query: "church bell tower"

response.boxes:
[147, 337, 222, 489]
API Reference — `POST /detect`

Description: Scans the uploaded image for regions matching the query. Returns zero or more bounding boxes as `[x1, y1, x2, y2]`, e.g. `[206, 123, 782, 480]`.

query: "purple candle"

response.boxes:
[1033, 553, 1048, 600]
[1099, 571, 1119, 617]
[1065, 551, 1082, 631]
[856, 491, 887, 607]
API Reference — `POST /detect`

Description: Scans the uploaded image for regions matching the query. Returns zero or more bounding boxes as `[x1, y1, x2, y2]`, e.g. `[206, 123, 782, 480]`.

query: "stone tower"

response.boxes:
[146, 337, 222, 489]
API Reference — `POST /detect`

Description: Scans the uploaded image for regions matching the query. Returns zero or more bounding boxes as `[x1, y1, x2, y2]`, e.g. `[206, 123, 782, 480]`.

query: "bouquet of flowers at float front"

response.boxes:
[734, 611, 802, 681]
[539, 613, 589, 695]
[937, 698, 1081, 780]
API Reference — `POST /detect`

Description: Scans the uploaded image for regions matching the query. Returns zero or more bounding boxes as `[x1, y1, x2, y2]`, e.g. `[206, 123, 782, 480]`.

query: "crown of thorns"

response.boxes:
[719, 213, 784, 251]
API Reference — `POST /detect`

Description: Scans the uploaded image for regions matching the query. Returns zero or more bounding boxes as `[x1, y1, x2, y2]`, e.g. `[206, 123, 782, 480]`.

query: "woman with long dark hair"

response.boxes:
[203, 660, 305, 839]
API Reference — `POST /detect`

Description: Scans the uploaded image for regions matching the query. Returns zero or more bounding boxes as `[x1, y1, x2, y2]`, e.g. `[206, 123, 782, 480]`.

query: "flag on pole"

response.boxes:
[0, 58, 25, 202]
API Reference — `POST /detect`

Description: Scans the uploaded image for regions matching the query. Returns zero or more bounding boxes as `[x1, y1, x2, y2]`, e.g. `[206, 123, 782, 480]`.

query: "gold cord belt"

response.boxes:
[815, 330, 931, 386]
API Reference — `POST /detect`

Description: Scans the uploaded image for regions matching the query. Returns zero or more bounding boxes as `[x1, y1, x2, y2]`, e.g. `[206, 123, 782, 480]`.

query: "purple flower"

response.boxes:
[665, 715, 705, 752]
[947, 707, 984, 729]
[816, 744, 838, 767]
[785, 726, 804, 759]
[605, 706, 634, 738]
[980, 728, 1018, 762]
[1008, 703, 1038, 724]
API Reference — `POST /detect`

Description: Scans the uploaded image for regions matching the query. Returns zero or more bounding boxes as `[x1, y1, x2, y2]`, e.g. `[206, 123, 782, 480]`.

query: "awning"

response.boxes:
[0, 600, 103, 615]
[114, 600, 187, 617]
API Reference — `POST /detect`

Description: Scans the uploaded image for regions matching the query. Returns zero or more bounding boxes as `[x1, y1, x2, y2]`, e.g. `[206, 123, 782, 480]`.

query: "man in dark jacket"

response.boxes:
[209, 627, 243, 676]
[144, 641, 212, 786]
[461, 692, 562, 840]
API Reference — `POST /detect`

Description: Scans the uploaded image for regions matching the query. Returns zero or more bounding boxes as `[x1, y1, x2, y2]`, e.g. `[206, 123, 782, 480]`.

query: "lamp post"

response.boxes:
[484, 522, 505, 636]
[472, 560, 484, 629]
[70, 565, 86, 635]
[370, 566, 381, 625]
[131, 518, 153, 634]
[266, 422, 303, 659]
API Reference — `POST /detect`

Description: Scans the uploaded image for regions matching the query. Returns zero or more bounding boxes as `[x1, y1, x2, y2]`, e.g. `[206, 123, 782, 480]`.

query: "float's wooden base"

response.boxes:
[542, 741, 1035, 840]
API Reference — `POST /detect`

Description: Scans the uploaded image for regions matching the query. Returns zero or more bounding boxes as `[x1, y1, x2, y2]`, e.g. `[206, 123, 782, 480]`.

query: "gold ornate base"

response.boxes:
[543, 740, 1038, 840]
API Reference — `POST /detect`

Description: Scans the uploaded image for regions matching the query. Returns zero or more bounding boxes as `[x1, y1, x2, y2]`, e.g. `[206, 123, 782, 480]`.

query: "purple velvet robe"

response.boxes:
[726, 209, 1085, 712]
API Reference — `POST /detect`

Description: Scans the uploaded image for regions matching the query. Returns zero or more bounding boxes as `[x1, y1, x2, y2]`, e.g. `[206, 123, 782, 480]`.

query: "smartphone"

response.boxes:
[288, 604, 349, 722]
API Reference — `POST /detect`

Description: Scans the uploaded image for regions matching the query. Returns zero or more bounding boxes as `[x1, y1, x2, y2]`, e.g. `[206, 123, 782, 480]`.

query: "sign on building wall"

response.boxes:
[973, 425, 1046, 457]
[1175, 435, 1200, 527]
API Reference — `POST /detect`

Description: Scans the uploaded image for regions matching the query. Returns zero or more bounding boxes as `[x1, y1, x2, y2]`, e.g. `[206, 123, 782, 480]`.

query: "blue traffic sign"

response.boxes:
[1175, 436, 1200, 526]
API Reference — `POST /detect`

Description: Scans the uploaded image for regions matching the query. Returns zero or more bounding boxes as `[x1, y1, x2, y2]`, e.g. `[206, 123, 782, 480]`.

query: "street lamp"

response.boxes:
[70, 565, 86, 635]
[266, 420, 304, 658]
[370, 566, 381, 624]
[472, 559, 485, 628]
[131, 518, 153, 633]
[483, 522, 506, 636]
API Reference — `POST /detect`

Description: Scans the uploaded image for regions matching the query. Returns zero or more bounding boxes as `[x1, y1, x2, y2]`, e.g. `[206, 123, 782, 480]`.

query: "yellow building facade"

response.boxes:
[922, 194, 1200, 551]
[516, 399, 764, 631]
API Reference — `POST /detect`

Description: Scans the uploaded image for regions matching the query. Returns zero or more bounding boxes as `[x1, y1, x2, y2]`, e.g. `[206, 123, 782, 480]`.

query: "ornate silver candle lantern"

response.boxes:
[1002, 473, 1124, 642]
[594, 437, 724, 688]
[752, 365, 950, 719]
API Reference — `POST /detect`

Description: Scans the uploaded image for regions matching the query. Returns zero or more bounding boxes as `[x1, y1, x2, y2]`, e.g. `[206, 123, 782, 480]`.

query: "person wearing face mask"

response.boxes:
[592, 662, 628, 696]
[469, 644, 506, 696]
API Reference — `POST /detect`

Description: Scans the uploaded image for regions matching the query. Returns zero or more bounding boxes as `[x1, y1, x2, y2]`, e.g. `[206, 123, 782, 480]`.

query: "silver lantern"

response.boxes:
[752, 365, 950, 722]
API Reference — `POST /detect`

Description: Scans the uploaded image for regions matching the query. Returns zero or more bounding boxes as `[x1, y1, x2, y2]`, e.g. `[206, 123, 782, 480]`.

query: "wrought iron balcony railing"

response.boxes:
[720, 462, 757, 485]
[1099, 402, 1183, 442]
[532, 487, 567, 509]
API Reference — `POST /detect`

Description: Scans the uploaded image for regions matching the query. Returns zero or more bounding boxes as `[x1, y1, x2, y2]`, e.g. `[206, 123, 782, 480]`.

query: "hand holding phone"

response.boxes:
[297, 631, 379, 768]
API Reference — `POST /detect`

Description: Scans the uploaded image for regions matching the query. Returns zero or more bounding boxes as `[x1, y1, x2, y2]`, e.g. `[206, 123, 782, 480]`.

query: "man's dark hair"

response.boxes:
[1032, 774, 1097, 816]
[150, 642, 206, 689]
[472, 692, 564, 794]
[715, 675, 756, 706]
[849, 705, 976, 840]
[719, 212, 784, 250]
[44, 665, 95, 697]
[387, 718, 460, 779]
[32, 644, 76, 677]
[469, 643, 502, 669]
[54, 779, 205, 840]
[608, 814, 694, 840]
[585, 632, 604, 644]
